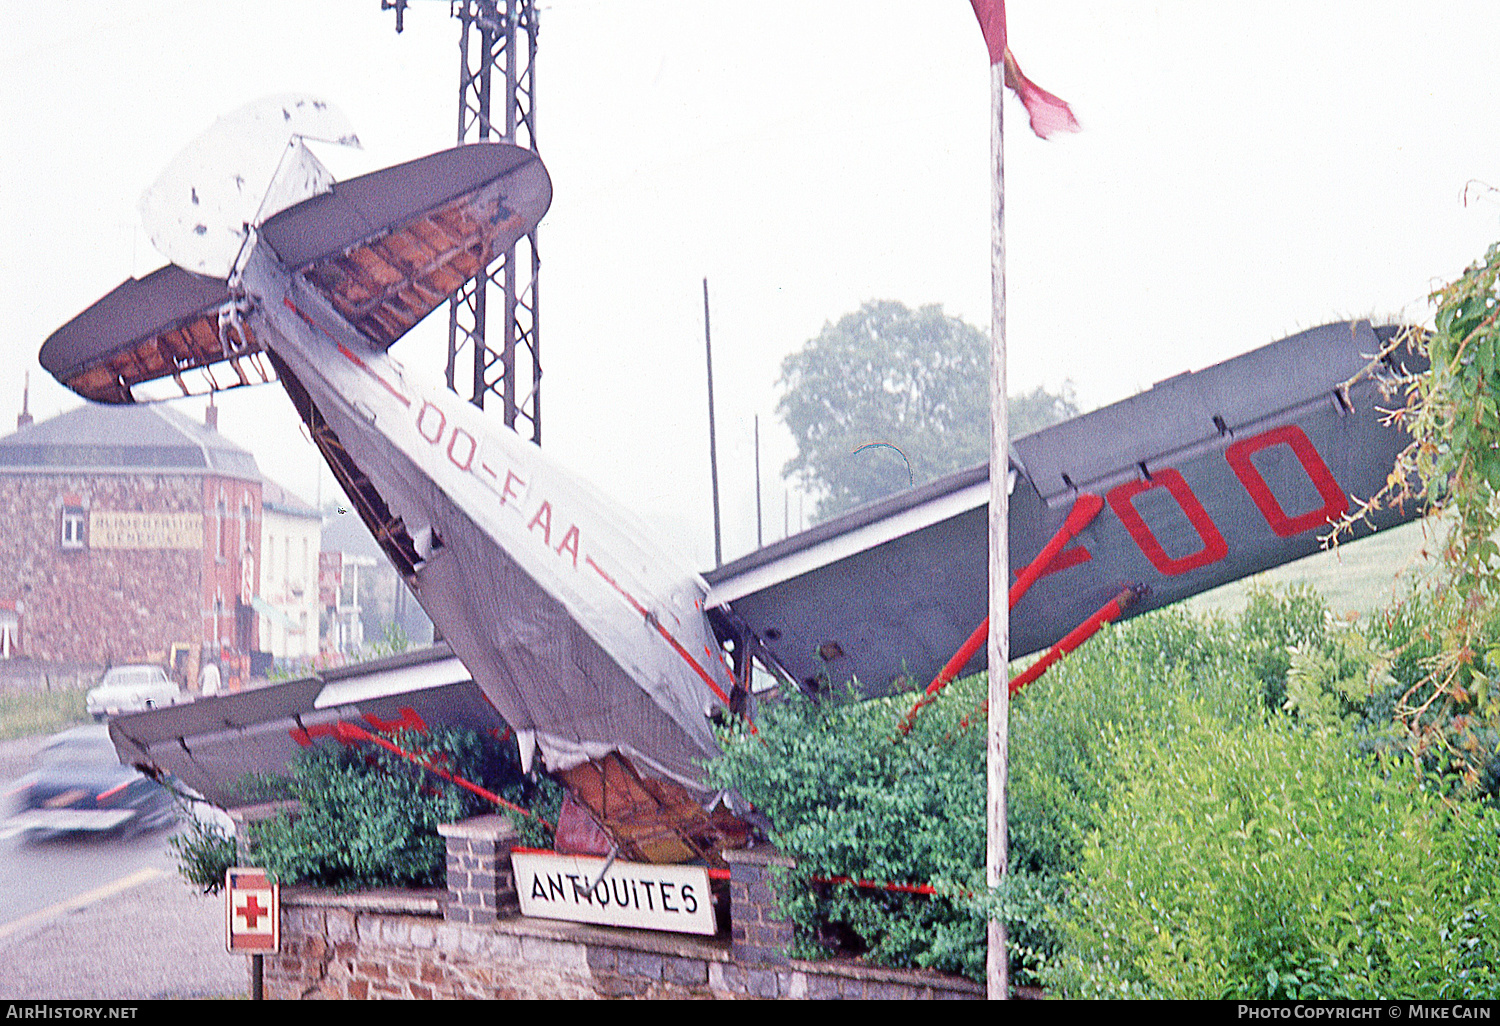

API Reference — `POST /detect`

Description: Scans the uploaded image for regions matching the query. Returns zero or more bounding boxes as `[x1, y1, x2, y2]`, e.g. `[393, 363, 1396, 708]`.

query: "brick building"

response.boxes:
[0, 401, 263, 689]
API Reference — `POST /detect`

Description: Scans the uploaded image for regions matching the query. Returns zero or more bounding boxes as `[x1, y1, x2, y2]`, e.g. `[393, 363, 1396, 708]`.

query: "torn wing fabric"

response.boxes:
[139, 94, 360, 278]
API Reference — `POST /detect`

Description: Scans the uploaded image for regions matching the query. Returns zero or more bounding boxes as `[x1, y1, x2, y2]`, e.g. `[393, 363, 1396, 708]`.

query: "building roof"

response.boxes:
[0, 402, 261, 480]
[260, 479, 320, 520]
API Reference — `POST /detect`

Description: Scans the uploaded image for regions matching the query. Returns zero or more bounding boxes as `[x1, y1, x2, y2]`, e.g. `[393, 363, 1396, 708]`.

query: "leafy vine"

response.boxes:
[1330, 224, 1500, 792]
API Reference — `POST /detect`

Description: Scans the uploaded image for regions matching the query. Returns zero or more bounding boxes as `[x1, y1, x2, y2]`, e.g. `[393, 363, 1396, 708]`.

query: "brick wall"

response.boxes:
[0, 474, 203, 664]
[0, 469, 266, 680]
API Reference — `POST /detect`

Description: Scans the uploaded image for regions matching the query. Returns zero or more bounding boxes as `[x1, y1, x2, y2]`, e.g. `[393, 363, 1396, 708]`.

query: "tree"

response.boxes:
[776, 300, 1079, 521]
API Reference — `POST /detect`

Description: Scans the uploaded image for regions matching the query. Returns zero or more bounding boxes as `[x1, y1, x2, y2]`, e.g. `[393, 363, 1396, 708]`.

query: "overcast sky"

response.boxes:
[3, 1, 1498, 571]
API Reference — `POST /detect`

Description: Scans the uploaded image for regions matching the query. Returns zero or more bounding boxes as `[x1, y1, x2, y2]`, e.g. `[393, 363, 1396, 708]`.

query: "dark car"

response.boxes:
[2, 725, 176, 839]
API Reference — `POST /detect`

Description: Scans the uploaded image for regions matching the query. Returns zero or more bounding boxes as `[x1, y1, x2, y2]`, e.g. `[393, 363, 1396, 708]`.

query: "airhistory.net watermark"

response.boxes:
[4, 1006, 138, 1020]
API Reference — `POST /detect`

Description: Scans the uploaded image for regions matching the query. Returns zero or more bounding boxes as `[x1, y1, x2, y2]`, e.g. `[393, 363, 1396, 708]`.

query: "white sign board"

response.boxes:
[225, 867, 279, 954]
[512, 851, 716, 936]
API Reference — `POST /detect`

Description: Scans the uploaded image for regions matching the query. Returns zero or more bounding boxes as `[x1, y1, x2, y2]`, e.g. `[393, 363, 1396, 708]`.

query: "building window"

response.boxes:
[61, 506, 86, 549]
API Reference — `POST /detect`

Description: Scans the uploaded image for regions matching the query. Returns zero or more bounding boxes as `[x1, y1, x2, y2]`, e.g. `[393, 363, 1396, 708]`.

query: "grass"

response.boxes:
[0, 687, 90, 741]
[1184, 518, 1441, 620]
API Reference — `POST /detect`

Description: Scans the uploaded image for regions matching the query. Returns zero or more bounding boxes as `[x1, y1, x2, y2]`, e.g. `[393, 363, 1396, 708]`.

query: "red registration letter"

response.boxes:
[1224, 425, 1348, 538]
[1108, 469, 1229, 576]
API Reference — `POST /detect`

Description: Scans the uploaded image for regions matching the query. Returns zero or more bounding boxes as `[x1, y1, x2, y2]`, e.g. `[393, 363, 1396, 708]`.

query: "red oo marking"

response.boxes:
[1038, 545, 1091, 579]
[417, 401, 446, 444]
[1224, 424, 1348, 538]
[447, 427, 477, 472]
[364, 707, 427, 734]
[289, 707, 426, 746]
[1107, 467, 1228, 576]
[289, 722, 342, 746]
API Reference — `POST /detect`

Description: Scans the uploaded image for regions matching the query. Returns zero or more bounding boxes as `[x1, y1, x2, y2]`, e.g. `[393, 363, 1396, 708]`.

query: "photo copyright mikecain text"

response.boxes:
[1238, 1006, 1493, 1020]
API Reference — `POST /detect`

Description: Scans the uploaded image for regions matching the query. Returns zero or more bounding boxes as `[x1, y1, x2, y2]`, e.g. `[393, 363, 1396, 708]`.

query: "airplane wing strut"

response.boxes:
[897, 491, 1112, 735]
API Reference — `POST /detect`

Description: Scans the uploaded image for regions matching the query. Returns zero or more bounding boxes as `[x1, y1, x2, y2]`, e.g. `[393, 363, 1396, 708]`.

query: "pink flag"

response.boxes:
[968, 0, 1080, 139]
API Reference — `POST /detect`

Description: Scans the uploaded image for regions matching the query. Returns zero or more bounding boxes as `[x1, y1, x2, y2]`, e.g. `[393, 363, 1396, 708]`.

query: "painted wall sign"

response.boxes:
[225, 867, 279, 954]
[90, 511, 203, 550]
[512, 850, 716, 936]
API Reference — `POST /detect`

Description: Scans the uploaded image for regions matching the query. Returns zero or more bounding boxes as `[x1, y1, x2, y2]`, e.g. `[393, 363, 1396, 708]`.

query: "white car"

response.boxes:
[86, 665, 185, 721]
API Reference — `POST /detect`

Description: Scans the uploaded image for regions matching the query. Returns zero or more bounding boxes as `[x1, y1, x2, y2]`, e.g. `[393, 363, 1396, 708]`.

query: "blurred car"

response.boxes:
[2, 725, 176, 839]
[85, 664, 185, 721]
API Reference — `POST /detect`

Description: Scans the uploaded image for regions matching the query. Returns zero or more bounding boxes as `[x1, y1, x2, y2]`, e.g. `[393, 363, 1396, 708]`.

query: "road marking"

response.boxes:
[0, 866, 165, 941]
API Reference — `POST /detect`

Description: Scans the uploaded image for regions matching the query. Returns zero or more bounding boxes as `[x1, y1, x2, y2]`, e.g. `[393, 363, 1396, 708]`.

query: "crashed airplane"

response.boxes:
[40, 97, 1424, 863]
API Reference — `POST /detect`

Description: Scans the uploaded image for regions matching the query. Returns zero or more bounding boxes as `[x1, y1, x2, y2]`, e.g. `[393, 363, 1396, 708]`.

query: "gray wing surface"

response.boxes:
[705, 321, 1423, 696]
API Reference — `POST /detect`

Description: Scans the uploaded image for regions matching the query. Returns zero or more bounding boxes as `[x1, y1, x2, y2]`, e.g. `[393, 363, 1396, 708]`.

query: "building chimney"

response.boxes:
[205, 398, 218, 431]
[16, 372, 32, 430]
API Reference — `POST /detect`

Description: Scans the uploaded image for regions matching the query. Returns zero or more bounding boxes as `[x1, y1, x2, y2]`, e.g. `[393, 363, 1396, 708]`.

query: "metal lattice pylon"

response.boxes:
[451, 0, 540, 441]
[387, 0, 541, 442]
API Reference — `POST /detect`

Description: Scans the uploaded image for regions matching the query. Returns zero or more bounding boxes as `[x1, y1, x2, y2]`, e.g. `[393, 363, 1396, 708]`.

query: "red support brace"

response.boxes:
[331, 720, 554, 831]
[895, 493, 1104, 735]
[1004, 585, 1143, 696]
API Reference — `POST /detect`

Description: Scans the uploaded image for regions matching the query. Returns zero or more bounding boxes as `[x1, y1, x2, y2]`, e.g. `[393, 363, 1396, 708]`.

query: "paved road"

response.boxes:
[0, 734, 249, 999]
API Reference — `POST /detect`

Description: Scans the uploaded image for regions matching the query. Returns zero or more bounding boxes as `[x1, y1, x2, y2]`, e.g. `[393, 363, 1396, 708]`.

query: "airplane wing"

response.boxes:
[107, 644, 505, 808]
[37, 265, 262, 404]
[704, 320, 1423, 697]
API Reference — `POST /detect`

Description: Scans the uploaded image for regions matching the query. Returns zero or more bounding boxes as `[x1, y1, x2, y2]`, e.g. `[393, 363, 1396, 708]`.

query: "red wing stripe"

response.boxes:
[584, 555, 733, 707]
[282, 297, 412, 407]
[335, 343, 412, 408]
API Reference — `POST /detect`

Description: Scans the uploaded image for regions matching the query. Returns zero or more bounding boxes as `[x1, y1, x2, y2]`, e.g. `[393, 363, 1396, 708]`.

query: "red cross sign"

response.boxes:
[225, 867, 279, 954]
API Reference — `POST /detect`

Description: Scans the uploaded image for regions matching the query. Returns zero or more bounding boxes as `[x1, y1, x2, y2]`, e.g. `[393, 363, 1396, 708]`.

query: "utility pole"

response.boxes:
[704, 278, 723, 567]
[985, 53, 1011, 1005]
[754, 415, 763, 549]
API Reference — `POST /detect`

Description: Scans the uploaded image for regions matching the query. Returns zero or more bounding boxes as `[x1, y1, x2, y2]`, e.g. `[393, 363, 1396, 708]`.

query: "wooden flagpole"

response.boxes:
[986, 56, 1010, 1001]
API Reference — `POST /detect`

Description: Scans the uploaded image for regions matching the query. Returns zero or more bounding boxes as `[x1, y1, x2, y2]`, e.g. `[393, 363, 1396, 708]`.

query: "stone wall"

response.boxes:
[0, 659, 102, 695]
[262, 814, 985, 1000]
[267, 892, 982, 1000]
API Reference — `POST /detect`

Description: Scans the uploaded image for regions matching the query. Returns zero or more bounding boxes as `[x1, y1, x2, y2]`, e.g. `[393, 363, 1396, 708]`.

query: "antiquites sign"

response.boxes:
[511, 851, 716, 935]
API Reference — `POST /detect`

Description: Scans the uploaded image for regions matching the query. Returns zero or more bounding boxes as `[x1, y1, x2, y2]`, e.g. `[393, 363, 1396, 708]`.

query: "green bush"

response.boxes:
[169, 803, 239, 894]
[238, 727, 560, 891]
[1044, 704, 1500, 999]
[710, 601, 1274, 984]
[1238, 583, 1331, 711]
[712, 586, 1500, 991]
[1368, 587, 1500, 806]
[710, 682, 990, 977]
